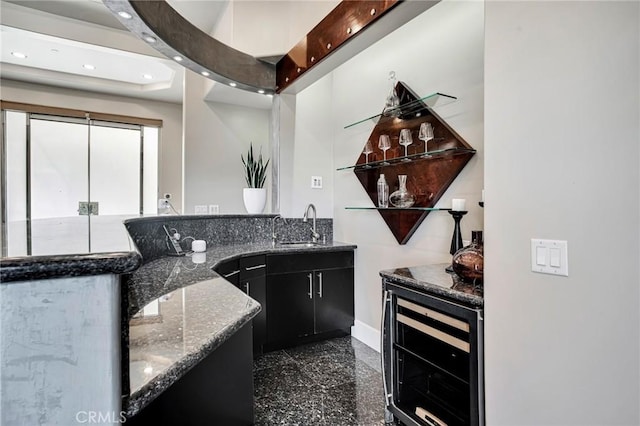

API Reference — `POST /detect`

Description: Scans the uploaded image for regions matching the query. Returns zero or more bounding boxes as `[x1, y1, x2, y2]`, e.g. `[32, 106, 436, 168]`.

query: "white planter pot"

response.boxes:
[243, 188, 267, 214]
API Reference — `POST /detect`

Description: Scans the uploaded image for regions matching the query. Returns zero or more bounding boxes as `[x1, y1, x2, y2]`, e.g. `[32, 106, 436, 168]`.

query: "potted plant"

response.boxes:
[241, 142, 270, 214]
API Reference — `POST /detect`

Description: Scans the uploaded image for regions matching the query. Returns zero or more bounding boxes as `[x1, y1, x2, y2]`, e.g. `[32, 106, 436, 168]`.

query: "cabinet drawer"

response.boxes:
[267, 251, 354, 274]
[215, 259, 240, 285]
[240, 255, 267, 279]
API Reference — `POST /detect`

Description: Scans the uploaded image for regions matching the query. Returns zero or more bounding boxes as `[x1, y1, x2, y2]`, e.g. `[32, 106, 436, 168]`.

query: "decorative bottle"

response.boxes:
[452, 230, 484, 285]
[377, 174, 389, 208]
[389, 175, 415, 208]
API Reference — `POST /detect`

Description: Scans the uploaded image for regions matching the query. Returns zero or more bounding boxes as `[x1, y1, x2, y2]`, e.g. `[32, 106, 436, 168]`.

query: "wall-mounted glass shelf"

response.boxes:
[337, 147, 476, 171]
[345, 207, 451, 211]
[344, 92, 457, 129]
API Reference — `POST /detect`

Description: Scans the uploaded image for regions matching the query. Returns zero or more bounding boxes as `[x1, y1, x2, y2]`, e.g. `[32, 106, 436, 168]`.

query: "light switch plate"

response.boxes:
[531, 239, 568, 276]
[311, 176, 323, 189]
[209, 204, 219, 214]
[194, 205, 208, 214]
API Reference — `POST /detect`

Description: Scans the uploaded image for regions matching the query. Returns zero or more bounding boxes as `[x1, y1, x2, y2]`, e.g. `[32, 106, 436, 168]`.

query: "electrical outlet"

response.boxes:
[158, 199, 169, 209]
[194, 205, 208, 214]
[209, 205, 219, 214]
[311, 176, 323, 189]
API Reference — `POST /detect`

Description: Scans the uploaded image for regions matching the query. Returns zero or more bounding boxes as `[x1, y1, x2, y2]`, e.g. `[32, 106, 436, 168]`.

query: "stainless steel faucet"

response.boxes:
[302, 203, 320, 243]
[271, 214, 286, 245]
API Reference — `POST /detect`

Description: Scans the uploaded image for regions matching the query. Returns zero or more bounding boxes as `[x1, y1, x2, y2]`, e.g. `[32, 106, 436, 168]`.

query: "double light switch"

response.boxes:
[531, 239, 568, 276]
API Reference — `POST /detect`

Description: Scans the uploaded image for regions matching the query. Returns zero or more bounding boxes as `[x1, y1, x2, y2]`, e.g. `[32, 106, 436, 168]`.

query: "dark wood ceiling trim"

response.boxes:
[276, 0, 400, 93]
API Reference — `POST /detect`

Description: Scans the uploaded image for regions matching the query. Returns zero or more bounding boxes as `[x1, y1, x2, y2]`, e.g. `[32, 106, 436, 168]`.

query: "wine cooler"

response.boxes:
[382, 281, 484, 426]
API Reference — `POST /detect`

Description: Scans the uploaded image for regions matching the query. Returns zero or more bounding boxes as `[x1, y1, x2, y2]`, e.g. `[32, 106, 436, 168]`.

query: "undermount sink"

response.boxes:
[277, 241, 322, 247]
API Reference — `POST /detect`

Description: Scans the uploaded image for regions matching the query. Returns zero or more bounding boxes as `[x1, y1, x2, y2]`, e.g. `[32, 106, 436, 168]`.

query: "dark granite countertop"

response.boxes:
[0, 251, 142, 283]
[124, 240, 357, 417]
[379, 263, 483, 307]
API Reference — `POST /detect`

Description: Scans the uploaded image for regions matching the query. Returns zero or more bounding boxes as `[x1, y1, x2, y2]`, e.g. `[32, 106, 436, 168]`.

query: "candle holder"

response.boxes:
[446, 210, 467, 272]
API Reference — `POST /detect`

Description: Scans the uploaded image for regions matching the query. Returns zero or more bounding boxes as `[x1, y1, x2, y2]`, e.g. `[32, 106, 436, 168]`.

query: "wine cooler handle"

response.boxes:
[381, 289, 392, 406]
[307, 273, 313, 299]
[317, 272, 323, 297]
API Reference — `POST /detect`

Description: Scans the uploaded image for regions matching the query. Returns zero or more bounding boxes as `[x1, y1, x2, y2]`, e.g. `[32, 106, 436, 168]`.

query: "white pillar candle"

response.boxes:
[191, 240, 206, 252]
[192, 252, 206, 264]
[452, 198, 466, 211]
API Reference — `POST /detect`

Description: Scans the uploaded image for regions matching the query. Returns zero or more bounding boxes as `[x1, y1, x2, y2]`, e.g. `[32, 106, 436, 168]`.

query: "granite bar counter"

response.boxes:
[1, 213, 355, 425]
[124, 239, 356, 418]
[379, 263, 483, 307]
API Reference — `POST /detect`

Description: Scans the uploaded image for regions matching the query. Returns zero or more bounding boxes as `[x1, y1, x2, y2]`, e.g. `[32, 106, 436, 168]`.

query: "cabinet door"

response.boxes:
[314, 268, 355, 334]
[240, 275, 267, 353]
[267, 272, 314, 344]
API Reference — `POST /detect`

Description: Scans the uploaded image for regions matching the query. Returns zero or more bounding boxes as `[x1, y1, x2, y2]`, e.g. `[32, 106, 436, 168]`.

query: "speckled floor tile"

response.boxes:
[254, 349, 295, 371]
[253, 337, 385, 425]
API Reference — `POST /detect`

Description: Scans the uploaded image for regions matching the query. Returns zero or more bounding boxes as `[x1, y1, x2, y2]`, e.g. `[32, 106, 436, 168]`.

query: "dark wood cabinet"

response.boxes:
[266, 251, 354, 349]
[239, 255, 267, 355]
[216, 250, 355, 353]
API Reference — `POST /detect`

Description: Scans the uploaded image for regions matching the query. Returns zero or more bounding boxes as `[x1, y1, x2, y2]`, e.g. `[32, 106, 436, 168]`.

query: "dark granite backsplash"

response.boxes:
[125, 215, 333, 263]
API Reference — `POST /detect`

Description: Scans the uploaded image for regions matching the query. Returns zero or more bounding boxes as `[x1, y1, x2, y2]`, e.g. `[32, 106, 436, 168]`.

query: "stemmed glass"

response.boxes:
[419, 122, 434, 156]
[362, 140, 374, 166]
[399, 129, 413, 160]
[378, 134, 391, 164]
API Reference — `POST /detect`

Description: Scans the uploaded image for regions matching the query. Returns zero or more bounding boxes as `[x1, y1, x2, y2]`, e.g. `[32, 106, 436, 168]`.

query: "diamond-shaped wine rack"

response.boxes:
[348, 82, 475, 244]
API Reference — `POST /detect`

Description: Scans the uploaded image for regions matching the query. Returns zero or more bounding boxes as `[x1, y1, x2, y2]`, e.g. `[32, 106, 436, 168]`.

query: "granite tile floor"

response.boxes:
[253, 336, 386, 425]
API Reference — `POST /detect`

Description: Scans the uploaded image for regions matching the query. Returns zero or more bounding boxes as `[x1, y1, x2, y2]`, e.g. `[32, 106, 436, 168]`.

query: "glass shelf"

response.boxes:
[337, 147, 476, 171]
[344, 92, 457, 129]
[345, 207, 451, 211]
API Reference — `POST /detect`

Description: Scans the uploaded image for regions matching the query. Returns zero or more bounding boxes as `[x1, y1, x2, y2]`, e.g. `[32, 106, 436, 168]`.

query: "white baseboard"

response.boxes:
[351, 319, 381, 353]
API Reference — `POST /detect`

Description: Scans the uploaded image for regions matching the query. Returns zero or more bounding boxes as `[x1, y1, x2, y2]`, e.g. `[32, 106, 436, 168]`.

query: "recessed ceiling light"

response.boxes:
[143, 74, 153, 80]
[229, 82, 237, 87]
[173, 55, 183, 62]
[201, 71, 210, 77]
[118, 11, 132, 19]
[142, 34, 157, 43]
[11, 52, 27, 59]
[258, 89, 265, 94]
[83, 64, 95, 70]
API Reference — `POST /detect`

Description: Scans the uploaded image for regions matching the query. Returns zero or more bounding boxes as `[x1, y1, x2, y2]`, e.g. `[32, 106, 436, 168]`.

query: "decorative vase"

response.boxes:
[452, 230, 484, 285]
[243, 188, 267, 214]
[389, 175, 415, 208]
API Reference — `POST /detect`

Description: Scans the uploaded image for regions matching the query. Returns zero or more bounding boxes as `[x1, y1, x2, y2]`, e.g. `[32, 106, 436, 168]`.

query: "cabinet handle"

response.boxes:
[307, 273, 313, 299]
[317, 272, 323, 297]
[245, 264, 266, 271]
[223, 270, 240, 278]
[244, 282, 250, 295]
[381, 290, 392, 406]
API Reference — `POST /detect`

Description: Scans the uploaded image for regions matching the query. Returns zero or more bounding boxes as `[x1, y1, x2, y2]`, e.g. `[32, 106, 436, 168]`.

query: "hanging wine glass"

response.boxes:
[378, 134, 391, 164]
[362, 140, 374, 166]
[382, 71, 400, 117]
[399, 129, 413, 161]
[419, 122, 434, 156]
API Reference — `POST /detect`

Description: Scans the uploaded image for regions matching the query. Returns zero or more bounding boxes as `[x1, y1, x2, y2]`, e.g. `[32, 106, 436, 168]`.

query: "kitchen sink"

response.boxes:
[277, 241, 323, 247]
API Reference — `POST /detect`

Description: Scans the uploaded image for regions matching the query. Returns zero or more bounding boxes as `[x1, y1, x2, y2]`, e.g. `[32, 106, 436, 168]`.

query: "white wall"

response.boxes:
[183, 70, 271, 214]
[298, 0, 484, 334]
[279, 76, 335, 218]
[484, 1, 640, 424]
[1, 80, 183, 212]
